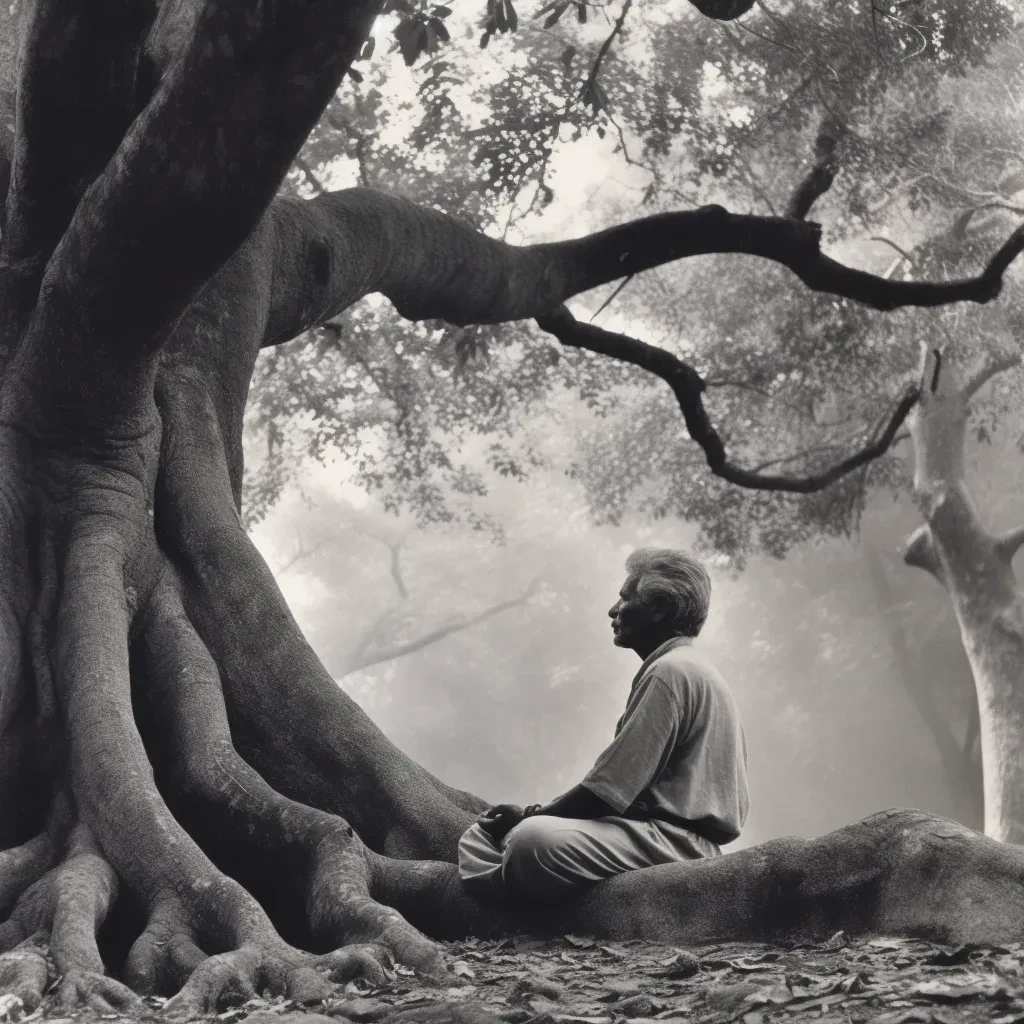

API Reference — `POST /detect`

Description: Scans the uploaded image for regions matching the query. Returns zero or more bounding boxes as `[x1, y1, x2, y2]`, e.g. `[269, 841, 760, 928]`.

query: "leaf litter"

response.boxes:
[7, 933, 1024, 1024]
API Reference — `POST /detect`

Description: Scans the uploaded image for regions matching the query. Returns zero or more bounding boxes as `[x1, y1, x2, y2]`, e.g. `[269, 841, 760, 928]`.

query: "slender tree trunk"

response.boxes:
[903, 349, 1024, 843]
[863, 545, 982, 829]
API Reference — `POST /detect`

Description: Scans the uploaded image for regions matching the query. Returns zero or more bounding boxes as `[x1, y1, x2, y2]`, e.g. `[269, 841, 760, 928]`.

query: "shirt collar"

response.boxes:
[631, 635, 693, 687]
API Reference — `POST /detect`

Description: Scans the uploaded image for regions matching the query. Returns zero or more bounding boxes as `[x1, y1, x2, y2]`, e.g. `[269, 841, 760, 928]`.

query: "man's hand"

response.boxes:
[477, 803, 526, 843]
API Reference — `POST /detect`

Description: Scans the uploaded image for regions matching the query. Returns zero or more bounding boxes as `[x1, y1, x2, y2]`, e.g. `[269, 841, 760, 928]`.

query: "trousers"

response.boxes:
[458, 813, 719, 902]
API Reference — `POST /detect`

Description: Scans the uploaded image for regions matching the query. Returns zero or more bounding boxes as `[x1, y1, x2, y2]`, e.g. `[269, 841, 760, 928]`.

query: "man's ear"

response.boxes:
[650, 595, 672, 623]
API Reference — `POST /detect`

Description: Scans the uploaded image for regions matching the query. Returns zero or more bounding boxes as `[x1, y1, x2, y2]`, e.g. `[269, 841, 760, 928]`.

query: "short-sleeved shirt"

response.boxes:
[581, 637, 748, 845]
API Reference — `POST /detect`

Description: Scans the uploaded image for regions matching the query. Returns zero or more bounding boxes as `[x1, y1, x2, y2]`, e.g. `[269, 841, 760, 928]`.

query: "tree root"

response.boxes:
[372, 808, 1024, 948]
[0, 820, 142, 1012]
[135, 575, 447, 984]
[0, 794, 68, 914]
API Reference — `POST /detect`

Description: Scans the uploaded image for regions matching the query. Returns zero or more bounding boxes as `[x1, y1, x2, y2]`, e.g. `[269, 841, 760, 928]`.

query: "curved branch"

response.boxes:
[260, 189, 1024, 349]
[535, 306, 916, 493]
[962, 353, 1021, 402]
[870, 236, 916, 265]
[21, 0, 382, 422]
[785, 117, 841, 221]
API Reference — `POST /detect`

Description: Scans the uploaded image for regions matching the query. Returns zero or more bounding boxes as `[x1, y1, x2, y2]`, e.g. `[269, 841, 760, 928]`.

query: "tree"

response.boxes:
[3, 0, 1024, 1017]
[266, 494, 539, 678]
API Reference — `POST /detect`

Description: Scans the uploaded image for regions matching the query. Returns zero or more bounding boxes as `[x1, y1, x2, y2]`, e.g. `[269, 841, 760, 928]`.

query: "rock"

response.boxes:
[703, 982, 765, 1015]
[613, 996, 653, 1019]
[596, 980, 642, 1002]
[657, 951, 699, 980]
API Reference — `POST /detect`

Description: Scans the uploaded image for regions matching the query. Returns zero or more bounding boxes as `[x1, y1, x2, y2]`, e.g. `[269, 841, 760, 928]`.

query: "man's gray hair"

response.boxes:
[625, 548, 712, 637]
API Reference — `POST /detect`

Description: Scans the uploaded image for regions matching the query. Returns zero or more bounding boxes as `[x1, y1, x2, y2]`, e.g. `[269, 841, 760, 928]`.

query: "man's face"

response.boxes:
[608, 576, 659, 652]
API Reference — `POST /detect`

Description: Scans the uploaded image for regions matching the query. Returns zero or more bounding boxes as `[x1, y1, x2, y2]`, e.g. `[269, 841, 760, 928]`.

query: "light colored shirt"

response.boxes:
[581, 636, 749, 845]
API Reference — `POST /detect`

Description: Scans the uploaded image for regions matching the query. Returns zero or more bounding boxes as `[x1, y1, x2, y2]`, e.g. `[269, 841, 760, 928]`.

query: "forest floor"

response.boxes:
[6, 932, 1024, 1024]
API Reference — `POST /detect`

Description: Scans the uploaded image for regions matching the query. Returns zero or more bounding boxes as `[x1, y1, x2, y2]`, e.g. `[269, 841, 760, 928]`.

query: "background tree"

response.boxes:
[2, 0, 1024, 1018]
[267, 490, 539, 678]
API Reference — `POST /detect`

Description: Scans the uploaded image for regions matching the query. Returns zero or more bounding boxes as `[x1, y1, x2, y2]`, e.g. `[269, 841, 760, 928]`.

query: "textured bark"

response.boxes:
[904, 349, 1024, 843]
[3, 0, 1024, 1012]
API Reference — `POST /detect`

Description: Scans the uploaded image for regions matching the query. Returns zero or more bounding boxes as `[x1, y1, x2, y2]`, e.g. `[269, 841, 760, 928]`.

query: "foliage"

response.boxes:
[244, 0, 1024, 570]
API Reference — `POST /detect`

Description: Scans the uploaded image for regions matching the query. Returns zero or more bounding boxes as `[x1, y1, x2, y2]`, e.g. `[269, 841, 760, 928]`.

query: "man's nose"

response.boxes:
[608, 601, 620, 618]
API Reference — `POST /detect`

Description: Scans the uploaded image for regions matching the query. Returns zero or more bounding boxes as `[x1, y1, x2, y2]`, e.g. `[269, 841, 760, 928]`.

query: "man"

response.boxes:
[458, 547, 748, 902]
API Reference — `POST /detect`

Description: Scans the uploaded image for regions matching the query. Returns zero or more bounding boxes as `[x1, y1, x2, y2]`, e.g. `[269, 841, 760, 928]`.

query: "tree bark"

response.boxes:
[903, 349, 1024, 843]
[3, 0, 1024, 1011]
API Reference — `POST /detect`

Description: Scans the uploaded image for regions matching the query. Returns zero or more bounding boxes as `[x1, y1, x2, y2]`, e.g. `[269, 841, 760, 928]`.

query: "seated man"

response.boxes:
[458, 547, 748, 902]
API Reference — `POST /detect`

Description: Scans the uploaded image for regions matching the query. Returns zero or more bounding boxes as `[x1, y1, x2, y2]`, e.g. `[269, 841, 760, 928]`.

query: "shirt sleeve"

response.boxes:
[580, 672, 684, 814]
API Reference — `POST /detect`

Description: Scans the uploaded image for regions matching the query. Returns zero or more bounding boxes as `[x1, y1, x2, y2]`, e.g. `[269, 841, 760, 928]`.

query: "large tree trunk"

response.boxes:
[903, 349, 1024, 843]
[3, 1, 1024, 1015]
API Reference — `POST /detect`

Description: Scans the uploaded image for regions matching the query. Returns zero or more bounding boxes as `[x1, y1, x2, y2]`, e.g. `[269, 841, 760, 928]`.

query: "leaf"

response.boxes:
[432, 4, 453, 13]
[542, 1, 569, 27]
[347, 67, 364, 82]
[560, 44, 576, 69]
[429, 17, 451, 42]
[452, 961, 476, 979]
[394, 18, 428, 65]
[505, 0, 519, 31]
[575, 1, 587, 23]
[564, 935, 596, 949]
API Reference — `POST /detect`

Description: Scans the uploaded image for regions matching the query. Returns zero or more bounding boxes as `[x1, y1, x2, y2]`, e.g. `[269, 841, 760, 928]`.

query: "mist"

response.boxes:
[247, 418, 1024, 849]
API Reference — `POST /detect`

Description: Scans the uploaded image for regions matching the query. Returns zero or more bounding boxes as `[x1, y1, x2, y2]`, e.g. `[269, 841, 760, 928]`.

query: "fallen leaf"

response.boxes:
[564, 936, 596, 950]
[327, 997, 393, 1022]
[923, 945, 979, 966]
[596, 981, 642, 1002]
[820, 930, 848, 952]
[906, 979, 1008, 1002]
[453, 962, 477, 980]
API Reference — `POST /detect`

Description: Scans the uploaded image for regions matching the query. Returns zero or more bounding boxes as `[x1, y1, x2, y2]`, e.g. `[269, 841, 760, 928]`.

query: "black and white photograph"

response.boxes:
[2, 1, 1024, 1022]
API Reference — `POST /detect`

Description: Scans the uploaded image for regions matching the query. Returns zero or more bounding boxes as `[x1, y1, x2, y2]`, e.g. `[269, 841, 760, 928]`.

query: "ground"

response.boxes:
[5, 934, 1024, 1024]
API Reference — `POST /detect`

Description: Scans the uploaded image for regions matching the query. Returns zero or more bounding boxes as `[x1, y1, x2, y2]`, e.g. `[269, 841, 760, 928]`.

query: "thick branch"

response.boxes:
[962, 353, 1021, 401]
[260, 190, 1024, 349]
[535, 306, 915, 493]
[785, 118, 841, 220]
[15, 0, 381, 428]
[995, 525, 1024, 565]
[0, 2, 154, 359]
[903, 525, 946, 584]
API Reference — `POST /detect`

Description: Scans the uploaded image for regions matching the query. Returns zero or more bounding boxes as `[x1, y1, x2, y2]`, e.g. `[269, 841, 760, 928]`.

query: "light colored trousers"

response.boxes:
[458, 814, 719, 902]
